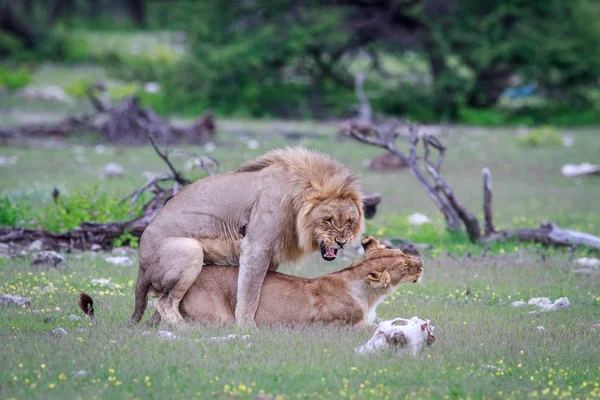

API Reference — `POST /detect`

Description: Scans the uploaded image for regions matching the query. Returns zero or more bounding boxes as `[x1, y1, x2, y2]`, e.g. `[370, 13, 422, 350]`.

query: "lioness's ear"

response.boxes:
[365, 270, 391, 288]
[361, 236, 382, 253]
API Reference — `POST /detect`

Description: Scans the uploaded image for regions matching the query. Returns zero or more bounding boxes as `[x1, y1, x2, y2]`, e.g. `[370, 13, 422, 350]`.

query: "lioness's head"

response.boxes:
[306, 196, 364, 261]
[359, 236, 424, 289]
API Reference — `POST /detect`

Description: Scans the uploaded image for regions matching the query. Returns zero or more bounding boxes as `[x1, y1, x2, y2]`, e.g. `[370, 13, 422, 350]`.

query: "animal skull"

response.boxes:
[355, 317, 435, 356]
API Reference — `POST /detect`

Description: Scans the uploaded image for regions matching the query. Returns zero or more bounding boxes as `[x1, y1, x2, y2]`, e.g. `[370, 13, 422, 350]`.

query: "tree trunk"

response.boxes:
[467, 66, 511, 108]
[127, 0, 146, 27]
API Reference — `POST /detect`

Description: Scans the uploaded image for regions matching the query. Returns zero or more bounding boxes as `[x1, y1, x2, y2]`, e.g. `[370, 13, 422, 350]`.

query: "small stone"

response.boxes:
[95, 144, 106, 154]
[541, 297, 571, 312]
[28, 239, 44, 251]
[90, 244, 102, 252]
[205, 142, 216, 153]
[104, 256, 133, 267]
[528, 311, 539, 317]
[527, 297, 552, 307]
[51, 327, 68, 337]
[42, 286, 55, 292]
[69, 315, 81, 321]
[73, 370, 88, 378]
[0, 294, 31, 307]
[536, 325, 546, 332]
[561, 136, 574, 148]
[157, 331, 178, 340]
[591, 323, 600, 332]
[247, 139, 260, 150]
[575, 257, 600, 268]
[90, 279, 110, 286]
[77, 328, 88, 333]
[102, 162, 124, 178]
[141, 331, 152, 336]
[143, 82, 161, 93]
[511, 301, 527, 308]
[408, 213, 432, 226]
[32, 251, 65, 269]
[0, 155, 18, 166]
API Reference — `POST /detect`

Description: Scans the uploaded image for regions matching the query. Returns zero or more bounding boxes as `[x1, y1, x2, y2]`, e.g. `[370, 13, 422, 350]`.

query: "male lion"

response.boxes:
[82, 237, 423, 327]
[130, 147, 365, 326]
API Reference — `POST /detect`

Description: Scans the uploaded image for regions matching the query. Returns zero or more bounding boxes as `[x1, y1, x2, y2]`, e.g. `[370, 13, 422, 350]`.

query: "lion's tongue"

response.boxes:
[325, 248, 336, 258]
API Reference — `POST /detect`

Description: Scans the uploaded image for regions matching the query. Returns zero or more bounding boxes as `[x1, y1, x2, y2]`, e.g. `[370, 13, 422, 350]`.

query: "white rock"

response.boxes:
[32, 251, 65, 269]
[95, 144, 106, 154]
[355, 317, 435, 356]
[575, 257, 600, 268]
[51, 327, 68, 337]
[0, 243, 11, 258]
[0, 155, 18, 166]
[69, 315, 82, 321]
[90, 244, 102, 252]
[28, 239, 43, 251]
[18, 85, 72, 103]
[247, 139, 260, 150]
[527, 297, 552, 306]
[104, 256, 133, 267]
[204, 142, 216, 153]
[540, 297, 571, 312]
[511, 301, 527, 308]
[536, 326, 546, 332]
[73, 370, 88, 378]
[528, 311, 539, 317]
[90, 279, 111, 286]
[103, 163, 125, 178]
[561, 136, 574, 148]
[0, 294, 31, 307]
[143, 82, 161, 94]
[157, 331, 178, 340]
[408, 213, 432, 226]
[561, 163, 600, 178]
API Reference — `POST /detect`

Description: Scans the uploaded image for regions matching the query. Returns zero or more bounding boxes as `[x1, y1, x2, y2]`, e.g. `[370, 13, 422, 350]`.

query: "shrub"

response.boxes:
[63, 78, 93, 98]
[0, 189, 143, 233]
[519, 126, 562, 147]
[0, 67, 32, 91]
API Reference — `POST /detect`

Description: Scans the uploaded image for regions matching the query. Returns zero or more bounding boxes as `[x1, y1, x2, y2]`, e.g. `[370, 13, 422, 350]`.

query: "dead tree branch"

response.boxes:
[346, 117, 600, 250]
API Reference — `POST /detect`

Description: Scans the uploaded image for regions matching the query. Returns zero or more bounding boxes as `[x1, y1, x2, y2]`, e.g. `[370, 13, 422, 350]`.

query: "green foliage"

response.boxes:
[63, 78, 92, 98]
[62, 37, 94, 63]
[0, 190, 142, 233]
[519, 126, 562, 147]
[112, 231, 140, 249]
[108, 83, 141, 100]
[0, 67, 32, 91]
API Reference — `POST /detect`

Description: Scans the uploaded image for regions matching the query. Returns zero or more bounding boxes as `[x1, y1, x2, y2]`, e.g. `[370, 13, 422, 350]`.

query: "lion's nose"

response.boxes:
[336, 240, 347, 248]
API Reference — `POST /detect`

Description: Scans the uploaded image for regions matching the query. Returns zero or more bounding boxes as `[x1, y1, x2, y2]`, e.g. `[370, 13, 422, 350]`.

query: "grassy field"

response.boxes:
[1, 120, 599, 399]
[2, 55, 600, 398]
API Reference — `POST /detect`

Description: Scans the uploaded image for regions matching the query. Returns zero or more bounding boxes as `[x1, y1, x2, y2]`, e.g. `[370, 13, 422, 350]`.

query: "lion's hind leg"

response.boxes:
[155, 237, 205, 325]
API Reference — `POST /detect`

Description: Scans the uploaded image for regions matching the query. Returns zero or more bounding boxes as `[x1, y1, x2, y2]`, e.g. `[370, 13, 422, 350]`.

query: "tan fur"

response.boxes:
[158, 237, 424, 327]
[130, 147, 365, 326]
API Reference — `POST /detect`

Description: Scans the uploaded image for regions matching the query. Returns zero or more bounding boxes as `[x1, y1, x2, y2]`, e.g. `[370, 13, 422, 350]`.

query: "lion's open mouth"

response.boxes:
[320, 242, 338, 261]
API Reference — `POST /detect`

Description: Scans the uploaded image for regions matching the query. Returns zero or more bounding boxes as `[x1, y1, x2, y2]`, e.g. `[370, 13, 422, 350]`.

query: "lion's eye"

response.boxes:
[325, 217, 333, 224]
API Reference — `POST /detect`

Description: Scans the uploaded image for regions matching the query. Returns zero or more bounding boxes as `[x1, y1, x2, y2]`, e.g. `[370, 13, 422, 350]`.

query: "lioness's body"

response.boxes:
[132, 148, 365, 326]
[154, 237, 424, 327]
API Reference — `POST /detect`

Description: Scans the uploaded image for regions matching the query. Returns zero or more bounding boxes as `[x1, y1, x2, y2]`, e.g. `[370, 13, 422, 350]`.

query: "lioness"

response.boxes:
[148, 237, 423, 327]
[131, 147, 364, 326]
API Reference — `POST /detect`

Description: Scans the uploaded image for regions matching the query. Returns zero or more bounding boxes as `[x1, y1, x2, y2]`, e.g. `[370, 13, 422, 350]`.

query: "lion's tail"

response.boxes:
[78, 292, 99, 325]
[128, 275, 149, 325]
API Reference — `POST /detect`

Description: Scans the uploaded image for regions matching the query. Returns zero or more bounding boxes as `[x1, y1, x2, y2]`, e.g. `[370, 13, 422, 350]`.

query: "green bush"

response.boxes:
[0, 67, 32, 91]
[108, 83, 141, 100]
[63, 37, 93, 63]
[0, 189, 143, 233]
[519, 126, 562, 147]
[63, 78, 92, 98]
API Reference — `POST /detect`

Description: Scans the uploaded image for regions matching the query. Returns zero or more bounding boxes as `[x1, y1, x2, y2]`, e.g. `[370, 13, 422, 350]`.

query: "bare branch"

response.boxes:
[482, 168, 495, 235]
[147, 132, 190, 185]
[118, 175, 174, 206]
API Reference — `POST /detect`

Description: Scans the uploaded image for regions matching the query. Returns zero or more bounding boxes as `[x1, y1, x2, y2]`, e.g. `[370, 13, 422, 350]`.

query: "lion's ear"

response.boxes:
[365, 270, 391, 288]
[361, 236, 382, 253]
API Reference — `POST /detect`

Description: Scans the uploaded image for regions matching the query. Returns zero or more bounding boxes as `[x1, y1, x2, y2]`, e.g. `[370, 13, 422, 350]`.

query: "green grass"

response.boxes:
[1, 252, 599, 399]
[1, 111, 600, 399]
